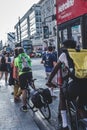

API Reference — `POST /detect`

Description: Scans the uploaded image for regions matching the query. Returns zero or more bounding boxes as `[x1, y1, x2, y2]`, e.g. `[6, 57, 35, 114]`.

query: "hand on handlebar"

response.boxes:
[46, 82, 57, 88]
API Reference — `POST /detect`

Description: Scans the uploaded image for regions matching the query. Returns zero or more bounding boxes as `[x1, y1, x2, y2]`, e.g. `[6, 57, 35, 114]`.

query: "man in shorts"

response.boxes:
[15, 47, 33, 111]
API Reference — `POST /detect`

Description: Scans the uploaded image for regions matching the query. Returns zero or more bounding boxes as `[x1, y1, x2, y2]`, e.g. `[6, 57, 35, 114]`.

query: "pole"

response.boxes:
[18, 16, 21, 47]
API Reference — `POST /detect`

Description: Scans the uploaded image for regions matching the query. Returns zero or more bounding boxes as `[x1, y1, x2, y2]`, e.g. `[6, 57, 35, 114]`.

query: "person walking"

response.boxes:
[0, 52, 8, 85]
[41, 46, 57, 96]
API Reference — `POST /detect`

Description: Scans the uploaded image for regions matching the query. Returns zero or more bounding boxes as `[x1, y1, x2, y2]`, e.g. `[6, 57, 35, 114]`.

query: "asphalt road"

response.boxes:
[31, 58, 60, 130]
[0, 57, 60, 130]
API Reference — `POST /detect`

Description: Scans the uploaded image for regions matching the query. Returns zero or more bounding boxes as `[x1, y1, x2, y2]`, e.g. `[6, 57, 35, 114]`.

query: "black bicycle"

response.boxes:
[26, 79, 51, 120]
[58, 81, 87, 130]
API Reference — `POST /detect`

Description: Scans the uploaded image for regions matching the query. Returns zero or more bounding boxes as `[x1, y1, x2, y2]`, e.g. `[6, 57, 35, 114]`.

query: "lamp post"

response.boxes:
[18, 16, 21, 47]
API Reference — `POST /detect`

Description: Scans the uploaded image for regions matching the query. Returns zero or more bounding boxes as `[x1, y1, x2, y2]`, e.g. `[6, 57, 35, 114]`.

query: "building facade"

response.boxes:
[14, 4, 42, 51]
[7, 32, 15, 50]
[39, 0, 57, 49]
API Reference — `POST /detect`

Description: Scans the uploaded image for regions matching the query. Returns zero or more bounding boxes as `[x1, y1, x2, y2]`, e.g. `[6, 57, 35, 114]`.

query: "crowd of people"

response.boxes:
[0, 47, 33, 112]
[0, 40, 87, 130]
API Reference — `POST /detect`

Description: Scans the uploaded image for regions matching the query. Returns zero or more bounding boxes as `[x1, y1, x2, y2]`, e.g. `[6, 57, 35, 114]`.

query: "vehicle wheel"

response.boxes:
[39, 103, 51, 120]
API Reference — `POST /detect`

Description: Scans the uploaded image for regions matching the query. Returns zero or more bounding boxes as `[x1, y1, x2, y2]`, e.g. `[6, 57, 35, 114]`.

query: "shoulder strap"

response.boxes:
[64, 50, 75, 79]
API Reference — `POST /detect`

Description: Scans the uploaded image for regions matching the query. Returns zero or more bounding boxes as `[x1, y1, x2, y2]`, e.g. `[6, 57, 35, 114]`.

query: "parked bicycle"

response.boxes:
[26, 79, 52, 120]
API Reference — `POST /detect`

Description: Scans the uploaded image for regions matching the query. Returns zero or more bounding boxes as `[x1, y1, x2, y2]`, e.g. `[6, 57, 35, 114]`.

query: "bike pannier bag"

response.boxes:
[42, 88, 52, 104]
[31, 91, 44, 108]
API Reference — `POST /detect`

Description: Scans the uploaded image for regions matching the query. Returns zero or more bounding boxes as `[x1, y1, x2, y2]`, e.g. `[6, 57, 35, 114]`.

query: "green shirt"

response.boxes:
[16, 53, 32, 76]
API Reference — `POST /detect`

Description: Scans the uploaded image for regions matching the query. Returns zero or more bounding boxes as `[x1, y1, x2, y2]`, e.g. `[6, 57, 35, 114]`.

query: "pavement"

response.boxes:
[0, 58, 60, 130]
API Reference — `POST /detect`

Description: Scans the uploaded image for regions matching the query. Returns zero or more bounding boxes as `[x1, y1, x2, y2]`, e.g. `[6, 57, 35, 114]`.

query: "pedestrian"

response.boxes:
[0, 52, 8, 85]
[52, 46, 58, 62]
[15, 47, 33, 111]
[6, 52, 11, 73]
[41, 46, 57, 96]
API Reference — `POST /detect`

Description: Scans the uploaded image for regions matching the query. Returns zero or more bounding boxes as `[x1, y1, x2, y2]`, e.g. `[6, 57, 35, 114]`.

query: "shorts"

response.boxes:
[0, 63, 8, 72]
[19, 72, 32, 90]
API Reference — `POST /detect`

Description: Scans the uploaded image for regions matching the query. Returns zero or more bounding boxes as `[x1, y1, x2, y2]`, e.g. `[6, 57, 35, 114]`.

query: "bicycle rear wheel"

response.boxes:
[39, 103, 51, 120]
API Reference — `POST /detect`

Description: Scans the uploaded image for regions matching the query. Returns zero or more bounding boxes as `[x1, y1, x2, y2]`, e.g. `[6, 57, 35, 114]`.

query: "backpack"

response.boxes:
[1, 56, 6, 64]
[62, 49, 87, 79]
[18, 53, 31, 72]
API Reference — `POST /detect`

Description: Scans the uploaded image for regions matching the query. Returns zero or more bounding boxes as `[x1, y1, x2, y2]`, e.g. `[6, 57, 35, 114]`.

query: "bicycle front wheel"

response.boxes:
[39, 103, 51, 120]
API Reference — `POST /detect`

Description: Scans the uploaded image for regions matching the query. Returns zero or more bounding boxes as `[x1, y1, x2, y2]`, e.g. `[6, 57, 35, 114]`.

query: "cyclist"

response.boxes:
[46, 39, 87, 130]
[15, 47, 33, 111]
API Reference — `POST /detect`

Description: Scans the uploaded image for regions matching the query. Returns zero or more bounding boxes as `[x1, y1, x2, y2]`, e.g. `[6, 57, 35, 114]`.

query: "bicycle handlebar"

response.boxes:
[46, 82, 57, 88]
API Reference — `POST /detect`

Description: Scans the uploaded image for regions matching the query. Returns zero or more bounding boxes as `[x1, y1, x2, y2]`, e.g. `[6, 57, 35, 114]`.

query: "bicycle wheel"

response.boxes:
[67, 100, 79, 130]
[39, 103, 51, 120]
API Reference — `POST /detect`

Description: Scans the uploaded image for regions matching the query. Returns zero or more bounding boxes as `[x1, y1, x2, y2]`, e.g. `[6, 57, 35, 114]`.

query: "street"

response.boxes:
[31, 58, 60, 130]
[0, 58, 60, 130]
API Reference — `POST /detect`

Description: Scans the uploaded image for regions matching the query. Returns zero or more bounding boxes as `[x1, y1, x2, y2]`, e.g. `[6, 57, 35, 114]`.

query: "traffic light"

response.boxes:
[43, 26, 49, 39]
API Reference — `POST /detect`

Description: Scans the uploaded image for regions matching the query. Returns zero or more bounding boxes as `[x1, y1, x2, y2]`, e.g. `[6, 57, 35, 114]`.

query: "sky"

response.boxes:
[0, 0, 40, 44]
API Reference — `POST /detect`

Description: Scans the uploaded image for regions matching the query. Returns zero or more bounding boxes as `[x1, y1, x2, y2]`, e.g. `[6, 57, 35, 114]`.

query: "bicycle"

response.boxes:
[26, 79, 51, 120]
[58, 80, 87, 130]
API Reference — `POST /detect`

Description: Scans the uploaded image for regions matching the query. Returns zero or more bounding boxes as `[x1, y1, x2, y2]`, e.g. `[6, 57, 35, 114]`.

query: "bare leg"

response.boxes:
[0, 71, 3, 80]
[22, 89, 27, 106]
[5, 71, 8, 85]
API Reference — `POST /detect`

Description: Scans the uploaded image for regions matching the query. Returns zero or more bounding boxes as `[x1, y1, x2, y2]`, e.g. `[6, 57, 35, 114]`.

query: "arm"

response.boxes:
[48, 61, 61, 83]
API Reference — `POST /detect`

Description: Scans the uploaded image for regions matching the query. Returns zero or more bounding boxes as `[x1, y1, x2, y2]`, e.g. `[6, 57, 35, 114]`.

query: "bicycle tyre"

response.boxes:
[67, 100, 79, 130]
[39, 103, 51, 120]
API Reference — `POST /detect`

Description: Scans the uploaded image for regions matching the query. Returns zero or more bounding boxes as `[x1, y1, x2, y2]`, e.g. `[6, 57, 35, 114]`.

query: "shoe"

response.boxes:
[59, 126, 69, 130]
[20, 105, 28, 112]
[14, 97, 21, 102]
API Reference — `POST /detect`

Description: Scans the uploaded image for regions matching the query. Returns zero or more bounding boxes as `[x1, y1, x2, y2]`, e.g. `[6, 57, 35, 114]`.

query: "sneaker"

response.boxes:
[20, 105, 28, 112]
[59, 126, 69, 130]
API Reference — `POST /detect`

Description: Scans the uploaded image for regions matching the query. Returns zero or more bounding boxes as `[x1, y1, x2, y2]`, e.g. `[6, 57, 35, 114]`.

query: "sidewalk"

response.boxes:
[0, 79, 40, 130]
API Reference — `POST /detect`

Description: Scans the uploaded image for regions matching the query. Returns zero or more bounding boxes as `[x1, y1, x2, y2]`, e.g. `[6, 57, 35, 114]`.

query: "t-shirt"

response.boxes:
[43, 52, 57, 72]
[16, 53, 32, 76]
[58, 52, 69, 68]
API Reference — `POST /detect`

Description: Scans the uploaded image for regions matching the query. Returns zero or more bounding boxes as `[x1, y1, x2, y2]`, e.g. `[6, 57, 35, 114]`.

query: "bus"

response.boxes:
[22, 39, 33, 55]
[56, 0, 87, 51]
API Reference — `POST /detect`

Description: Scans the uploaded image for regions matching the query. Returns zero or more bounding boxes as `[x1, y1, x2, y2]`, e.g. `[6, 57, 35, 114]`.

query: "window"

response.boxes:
[71, 25, 82, 48]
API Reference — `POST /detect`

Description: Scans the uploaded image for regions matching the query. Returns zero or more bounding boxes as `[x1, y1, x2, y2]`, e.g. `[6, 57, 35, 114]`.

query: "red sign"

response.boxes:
[56, 0, 87, 25]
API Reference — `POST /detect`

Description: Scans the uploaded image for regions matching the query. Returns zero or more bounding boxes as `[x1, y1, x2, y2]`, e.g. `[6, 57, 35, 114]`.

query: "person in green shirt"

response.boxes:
[15, 47, 33, 112]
